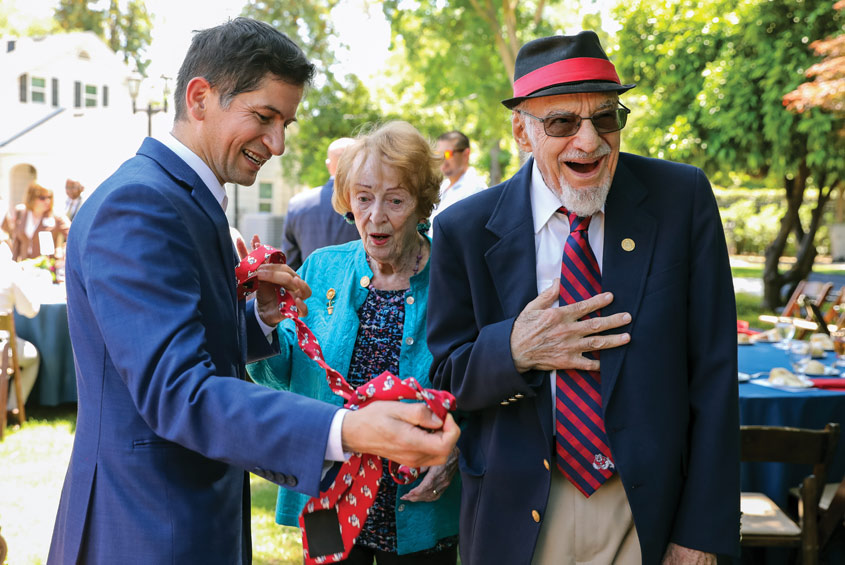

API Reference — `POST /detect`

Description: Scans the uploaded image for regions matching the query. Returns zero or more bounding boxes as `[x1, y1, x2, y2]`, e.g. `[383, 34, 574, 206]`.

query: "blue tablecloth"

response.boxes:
[14, 301, 77, 406]
[738, 342, 845, 508]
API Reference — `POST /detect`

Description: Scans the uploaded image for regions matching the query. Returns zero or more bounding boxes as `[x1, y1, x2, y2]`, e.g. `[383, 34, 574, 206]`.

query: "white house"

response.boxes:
[0, 31, 301, 246]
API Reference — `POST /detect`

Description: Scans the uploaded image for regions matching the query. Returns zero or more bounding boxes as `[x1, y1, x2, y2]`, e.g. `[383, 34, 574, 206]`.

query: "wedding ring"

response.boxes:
[432, 488, 438, 495]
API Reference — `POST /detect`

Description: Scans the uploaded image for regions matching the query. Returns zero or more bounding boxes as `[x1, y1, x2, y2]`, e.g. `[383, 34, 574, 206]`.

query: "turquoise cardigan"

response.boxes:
[247, 239, 460, 555]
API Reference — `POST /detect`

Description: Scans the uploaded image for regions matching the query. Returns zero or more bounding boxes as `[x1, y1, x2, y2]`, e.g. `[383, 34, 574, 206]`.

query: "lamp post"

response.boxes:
[127, 72, 171, 137]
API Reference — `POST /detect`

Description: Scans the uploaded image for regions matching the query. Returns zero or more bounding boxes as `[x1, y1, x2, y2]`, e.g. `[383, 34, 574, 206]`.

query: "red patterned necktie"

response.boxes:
[235, 245, 456, 564]
[555, 207, 614, 497]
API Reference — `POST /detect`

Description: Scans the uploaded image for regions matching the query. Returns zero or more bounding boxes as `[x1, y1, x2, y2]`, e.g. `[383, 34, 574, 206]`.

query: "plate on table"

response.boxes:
[803, 365, 840, 377]
[750, 374, 814, 391]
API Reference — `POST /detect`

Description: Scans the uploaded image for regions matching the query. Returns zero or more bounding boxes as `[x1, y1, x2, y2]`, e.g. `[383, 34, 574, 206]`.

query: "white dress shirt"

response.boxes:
[158, 133, 347, 462]
[528, 160, 605, 424]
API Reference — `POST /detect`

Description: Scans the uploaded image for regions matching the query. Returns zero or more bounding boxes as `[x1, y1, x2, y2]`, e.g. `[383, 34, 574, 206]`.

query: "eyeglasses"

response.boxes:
[517, 102, 631, 137]
[441, 148, 466, 160]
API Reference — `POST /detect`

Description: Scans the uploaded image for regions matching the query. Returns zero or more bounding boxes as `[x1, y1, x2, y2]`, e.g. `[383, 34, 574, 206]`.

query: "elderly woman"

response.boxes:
[2, 182, 70, 261]
[248, 121, 459, 564]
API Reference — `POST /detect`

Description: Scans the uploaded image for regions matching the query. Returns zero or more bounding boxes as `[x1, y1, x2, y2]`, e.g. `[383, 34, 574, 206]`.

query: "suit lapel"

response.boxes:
[137, 139, 243, 368]
[137, 138, 237, 302]
[484, 159, 553, 439]
[599, 155, 657, 407]
[485, 159, 539, 319]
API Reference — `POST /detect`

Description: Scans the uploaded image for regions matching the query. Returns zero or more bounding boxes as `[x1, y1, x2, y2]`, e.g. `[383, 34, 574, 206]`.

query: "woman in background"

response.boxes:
[2, 182, 69, 261]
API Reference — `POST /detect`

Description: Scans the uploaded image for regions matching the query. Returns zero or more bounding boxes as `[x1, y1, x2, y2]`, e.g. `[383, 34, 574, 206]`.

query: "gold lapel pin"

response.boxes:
[326, 288, 336, 315]
[621, 238, 635, 252]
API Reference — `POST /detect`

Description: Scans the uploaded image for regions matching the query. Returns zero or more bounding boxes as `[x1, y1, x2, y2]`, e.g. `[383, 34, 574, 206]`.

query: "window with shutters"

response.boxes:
[259, 182, 273, 212]
[85, 84, 97, 107]
[31, 76, 46, 103]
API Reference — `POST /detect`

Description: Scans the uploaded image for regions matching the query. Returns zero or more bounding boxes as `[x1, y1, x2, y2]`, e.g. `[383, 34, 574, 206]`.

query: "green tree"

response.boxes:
[614, 0, 845, 309]
[381, 0, 592, 184]
[241, 0, 384, 187]
[54, 0, 152, 73]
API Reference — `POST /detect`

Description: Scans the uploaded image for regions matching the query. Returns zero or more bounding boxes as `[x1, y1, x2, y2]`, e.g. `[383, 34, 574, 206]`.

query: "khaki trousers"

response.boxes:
[532, 472, 641, 565]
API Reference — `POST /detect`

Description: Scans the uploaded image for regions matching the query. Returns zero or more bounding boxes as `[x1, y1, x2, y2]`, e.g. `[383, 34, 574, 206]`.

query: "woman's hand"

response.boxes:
[400, 447, 459, 502]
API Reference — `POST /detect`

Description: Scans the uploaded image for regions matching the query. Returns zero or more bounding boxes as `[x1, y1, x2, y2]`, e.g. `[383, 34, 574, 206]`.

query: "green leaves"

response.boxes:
[614, 0, 844, 184]
[54, 0, 152, 74]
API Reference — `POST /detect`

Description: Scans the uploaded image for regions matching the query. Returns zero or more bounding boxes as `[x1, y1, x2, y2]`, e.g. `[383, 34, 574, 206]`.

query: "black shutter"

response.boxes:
[74, 81, 81, 108]
[102, 85, 108, 107]
[19, 74, 27, 102]
[52, 78, 59, 107]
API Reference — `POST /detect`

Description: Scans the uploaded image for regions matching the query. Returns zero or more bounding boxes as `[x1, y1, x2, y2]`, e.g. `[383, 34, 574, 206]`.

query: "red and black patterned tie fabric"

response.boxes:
[236, 245, 456, 564]
[555, 208, 615, 497]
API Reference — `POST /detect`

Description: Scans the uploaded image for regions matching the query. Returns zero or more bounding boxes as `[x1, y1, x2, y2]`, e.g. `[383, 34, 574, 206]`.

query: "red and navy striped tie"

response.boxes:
[556, 207, 615, 497]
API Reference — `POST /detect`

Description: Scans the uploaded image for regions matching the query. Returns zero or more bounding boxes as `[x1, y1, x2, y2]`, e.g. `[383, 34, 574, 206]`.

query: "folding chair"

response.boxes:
[740, 423, 841, 565]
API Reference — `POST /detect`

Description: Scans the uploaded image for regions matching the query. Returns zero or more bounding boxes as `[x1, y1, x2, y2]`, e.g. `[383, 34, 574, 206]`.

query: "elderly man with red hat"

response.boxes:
[426, 31, 739, 564]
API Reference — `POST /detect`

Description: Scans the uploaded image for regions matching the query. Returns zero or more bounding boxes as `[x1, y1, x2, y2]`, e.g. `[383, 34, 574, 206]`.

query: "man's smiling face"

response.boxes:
[199, 74, 303, 187]
[512, 91, 620, 216]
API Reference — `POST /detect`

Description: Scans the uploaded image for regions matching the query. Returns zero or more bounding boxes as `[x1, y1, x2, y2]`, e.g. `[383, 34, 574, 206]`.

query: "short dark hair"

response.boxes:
[174, 18, 315, 121]
[437, 130, 470, 151]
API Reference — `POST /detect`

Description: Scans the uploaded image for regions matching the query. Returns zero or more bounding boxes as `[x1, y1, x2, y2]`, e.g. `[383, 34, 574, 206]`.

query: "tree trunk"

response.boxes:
[761, 159, 832, 310]
[488, 139, 502, 185]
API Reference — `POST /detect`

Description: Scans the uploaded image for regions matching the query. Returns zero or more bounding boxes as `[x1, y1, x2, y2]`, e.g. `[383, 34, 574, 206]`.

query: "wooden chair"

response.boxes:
[740, 423, 841, 565]
[0, 312, 27, 440]
[792, 474, 845, 551]
[781, 281, 834, 338]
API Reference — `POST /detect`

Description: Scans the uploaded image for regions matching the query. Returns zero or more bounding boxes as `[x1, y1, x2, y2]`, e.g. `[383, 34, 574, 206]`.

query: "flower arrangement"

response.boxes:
[20, 255, 58, 283]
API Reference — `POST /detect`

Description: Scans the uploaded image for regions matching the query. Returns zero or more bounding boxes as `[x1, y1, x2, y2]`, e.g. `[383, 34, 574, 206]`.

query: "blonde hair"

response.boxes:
[24, 182, 54, 214]
[333, 121, 442, 220]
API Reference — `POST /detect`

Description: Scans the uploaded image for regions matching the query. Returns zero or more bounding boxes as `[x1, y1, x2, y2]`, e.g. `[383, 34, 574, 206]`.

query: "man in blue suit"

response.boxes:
[427, 32, 739, 564]
[282, 137, 359, 270]
[48, 18, 458, 564]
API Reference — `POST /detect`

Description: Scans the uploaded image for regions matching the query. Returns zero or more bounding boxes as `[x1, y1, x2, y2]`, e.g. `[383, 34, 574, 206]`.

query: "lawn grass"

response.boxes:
[731, 263, 845, 279]
[735, 291, 769, 327]
[0, 406, 305, 565]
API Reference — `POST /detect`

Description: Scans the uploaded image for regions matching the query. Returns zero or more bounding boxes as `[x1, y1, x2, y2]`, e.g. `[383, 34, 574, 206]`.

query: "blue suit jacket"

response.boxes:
[281, 178, 360, 270]
[48, 139, 339, 564]
[427, 154, 740, 564]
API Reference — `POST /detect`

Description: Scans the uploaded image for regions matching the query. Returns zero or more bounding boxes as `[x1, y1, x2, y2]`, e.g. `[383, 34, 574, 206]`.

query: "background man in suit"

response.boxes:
[427, 32, 739, 564]
[48, 18, 458, 565]
[281, 137, 359, 270]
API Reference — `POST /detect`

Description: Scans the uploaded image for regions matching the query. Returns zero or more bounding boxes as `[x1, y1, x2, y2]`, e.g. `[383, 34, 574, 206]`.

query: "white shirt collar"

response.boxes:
[159, 133, 228, 211]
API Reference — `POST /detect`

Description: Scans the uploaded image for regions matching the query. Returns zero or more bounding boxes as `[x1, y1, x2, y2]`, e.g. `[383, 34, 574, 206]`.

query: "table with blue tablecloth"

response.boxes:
[13, 285, 77, 406]
[738, 342, 845, 509]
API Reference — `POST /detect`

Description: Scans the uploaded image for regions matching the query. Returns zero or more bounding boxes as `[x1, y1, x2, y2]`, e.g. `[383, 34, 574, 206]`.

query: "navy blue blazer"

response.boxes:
[281, 178, 360, 270]
[48, 139, 339, 564]
[427, 154, 740, 564]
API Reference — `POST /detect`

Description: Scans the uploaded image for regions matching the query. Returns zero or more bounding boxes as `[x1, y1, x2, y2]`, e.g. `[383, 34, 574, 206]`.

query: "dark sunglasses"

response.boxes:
[441, 148, 466, 160]
[517, 102, 631, 137]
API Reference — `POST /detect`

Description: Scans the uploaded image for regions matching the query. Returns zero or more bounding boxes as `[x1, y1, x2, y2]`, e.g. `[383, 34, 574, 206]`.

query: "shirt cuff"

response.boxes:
[324, 408, 350, 462]
[254, 301, 276, 342]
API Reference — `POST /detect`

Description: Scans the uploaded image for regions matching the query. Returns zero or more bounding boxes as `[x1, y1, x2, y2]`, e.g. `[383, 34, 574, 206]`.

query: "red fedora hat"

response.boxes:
[502, 31, 635, 109]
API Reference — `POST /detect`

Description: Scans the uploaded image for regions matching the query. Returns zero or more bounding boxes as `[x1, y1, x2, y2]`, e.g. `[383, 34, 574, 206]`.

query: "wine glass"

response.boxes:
[774, 319, 796, 350]
[832, 328, 845, 367]
[788, 340, 811, 374]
